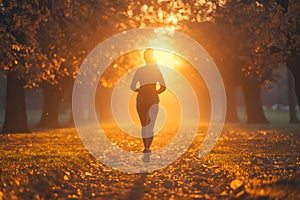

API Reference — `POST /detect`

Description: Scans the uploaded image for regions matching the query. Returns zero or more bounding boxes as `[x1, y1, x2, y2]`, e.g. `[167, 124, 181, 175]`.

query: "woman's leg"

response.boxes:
[136, 99, 148, 150]
[144, 104, 159, 149]
[137, 102, 159, 150]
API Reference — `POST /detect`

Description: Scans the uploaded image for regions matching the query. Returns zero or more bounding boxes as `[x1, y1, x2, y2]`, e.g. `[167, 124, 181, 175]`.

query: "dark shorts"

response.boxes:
[136, 94, 159, 126]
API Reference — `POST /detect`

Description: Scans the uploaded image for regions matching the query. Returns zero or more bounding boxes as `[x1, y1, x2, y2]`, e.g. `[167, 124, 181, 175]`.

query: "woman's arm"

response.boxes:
[157, 84, 166, 94]
[130, 71, 139, 92]
[157, 69, 166, 94]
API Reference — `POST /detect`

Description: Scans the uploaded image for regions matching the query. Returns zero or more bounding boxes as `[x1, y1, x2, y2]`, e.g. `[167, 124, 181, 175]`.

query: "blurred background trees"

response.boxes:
[0, 1, 50, 133]
[0, 0, 299, 133]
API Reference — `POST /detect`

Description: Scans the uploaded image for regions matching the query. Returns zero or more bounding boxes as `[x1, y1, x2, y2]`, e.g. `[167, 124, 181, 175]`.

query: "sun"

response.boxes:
[153, 49, 181, 69]
[154, 49, 174, 66]
[146, 28, 182, 69]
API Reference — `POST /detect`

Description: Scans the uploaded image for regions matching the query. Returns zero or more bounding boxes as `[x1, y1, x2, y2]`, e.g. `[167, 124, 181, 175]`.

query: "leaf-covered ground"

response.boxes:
[1, 124, 300, 199]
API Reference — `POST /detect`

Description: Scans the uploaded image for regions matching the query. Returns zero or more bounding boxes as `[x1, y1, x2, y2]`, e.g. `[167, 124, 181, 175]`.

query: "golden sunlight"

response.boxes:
[154, 49, 180, 69]
[148, 29, 182, 69]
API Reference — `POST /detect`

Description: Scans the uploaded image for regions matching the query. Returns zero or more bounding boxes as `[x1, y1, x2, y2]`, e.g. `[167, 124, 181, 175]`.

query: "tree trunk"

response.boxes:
[68, 89, 74, 126]
[241, 78, 269, 124]
[287, 52, 300, 106]
[38, 84, 62, 128]
[287, 53, 300, 107]
[62, 79, 75, 127]
[225, 85, 239, 123]
[1, 72, 30, 133]
[295, 77, 300, 107]
[287, 69, 299, 123]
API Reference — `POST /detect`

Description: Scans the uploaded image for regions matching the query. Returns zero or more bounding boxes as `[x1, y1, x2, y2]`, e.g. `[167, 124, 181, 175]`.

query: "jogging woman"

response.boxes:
[130, 48, 166, 154]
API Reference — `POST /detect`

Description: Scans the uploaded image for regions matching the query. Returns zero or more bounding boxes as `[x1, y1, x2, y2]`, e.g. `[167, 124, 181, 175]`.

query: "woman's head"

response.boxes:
[143, 48, 156, 64]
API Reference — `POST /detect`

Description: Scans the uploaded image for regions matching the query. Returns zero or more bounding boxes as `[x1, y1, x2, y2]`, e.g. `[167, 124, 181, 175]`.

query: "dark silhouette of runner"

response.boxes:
[131, 48, 166, 156]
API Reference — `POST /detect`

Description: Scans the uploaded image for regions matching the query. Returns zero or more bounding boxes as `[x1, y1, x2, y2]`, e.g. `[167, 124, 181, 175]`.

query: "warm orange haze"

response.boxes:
[1, 0, 300, 199]
[98, 48, 206, 154]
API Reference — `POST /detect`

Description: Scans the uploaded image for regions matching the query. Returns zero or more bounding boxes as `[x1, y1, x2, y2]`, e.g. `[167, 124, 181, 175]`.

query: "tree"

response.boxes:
[285, 1, 300, 110]
[287, 52, 300, 107]
[193, 0, 300, 123]
[0, 1, 50, 133]
[0, 0, 122, 130]
[35, 0, 125, 127]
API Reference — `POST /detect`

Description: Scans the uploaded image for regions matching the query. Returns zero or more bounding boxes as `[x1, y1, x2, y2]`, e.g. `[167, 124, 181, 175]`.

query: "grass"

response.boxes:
[0, 119, 300, 199]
